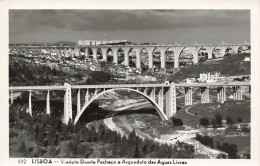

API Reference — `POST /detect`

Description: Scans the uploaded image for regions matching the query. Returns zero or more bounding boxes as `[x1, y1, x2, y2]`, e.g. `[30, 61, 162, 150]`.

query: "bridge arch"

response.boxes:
[165, 47, 175, 60]
[73, 88, 168, 124]
[198, 47, 208, 61]
[139, 48, 149, 71]
[96, 48, 103, 59]
[152, 47, 161, 70]
[128, 47, 137, 67]
[179, 47, 193, 67]
[106, 48, 114, 62]
[117, 48, 125, 64]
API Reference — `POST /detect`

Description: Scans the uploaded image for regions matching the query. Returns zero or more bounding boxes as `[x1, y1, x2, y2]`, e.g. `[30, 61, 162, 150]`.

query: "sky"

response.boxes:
[9, 10, 250, 44]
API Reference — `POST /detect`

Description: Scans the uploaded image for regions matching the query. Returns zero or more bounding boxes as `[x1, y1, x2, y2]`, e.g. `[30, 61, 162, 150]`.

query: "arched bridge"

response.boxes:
[9, 82, 250, 125]
[10, 42, 250, 71]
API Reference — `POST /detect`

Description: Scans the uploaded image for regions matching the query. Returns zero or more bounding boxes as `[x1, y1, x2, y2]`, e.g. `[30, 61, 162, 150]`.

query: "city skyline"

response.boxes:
[9, 10, 250, 44]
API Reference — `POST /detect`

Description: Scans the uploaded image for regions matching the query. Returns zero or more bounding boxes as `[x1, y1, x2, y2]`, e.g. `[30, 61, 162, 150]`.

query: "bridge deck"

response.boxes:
[9, 86, 66, 91]
[9, 82, 250, 91]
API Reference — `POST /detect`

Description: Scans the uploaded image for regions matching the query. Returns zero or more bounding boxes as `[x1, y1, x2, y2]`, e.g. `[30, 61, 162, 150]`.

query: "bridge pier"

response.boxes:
[77, 89, 81, 114]
[174, 47, 182, 69]
[220, 46, 227, 57]
[74, 47, 80, 56]
[190, 46, 199, 64]
[166, 83, 176, 118]
[144, 87, 148, 95]
[150, 87, 156, 101]
[28, 90, 32, 116]
[148, 48, 153, 71]
[232, 46, 240, 54]
[135, 48, 141, 69]
[63, 83, 72, 125]
[123, 47, 130, 66]
[10, 91, 13, 104]
[92, 48, 98, 59]
[85, 89, 90, 104]
[185, 87, 193, 105]
[112, 48, 118, 64]
[102, 48, 107, 61]
[201, 87, 209, 103]
[46, 90, 50, 115]
[217, 87, 226, 103]
[233, 86, 243, 100]
[85, 48, 89, 59]
[159, 47, 166, 70]
[158, 87, 164, 110]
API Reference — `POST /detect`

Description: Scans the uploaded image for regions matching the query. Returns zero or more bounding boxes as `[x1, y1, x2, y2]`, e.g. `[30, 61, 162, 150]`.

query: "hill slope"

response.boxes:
[168, 53, 250, 82]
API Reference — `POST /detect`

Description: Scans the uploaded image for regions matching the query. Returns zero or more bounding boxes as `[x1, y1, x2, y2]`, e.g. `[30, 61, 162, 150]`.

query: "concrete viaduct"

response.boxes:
[9, 82, 250, 125]
[10, 42, 250, 71]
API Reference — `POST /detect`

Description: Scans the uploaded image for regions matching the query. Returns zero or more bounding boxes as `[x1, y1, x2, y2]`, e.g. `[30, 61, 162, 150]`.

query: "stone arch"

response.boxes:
[237, 46, 245, 54]
[79, 47, 86, 56]
[128, 47, 137, 67]
[87, 48, 94, 58]
[116, 48, 124, 64]
[106, 48, 114, 62]
[179, 47, 193, 67]
[96, 48, 103, 59]
[165, 47, 175, 60]
[211, 46, 221, 59]
[74, 88, 168, 124]
[152, 47, 161, 70]
[198, 47, 208, 61]
[140, 48, 149, 71]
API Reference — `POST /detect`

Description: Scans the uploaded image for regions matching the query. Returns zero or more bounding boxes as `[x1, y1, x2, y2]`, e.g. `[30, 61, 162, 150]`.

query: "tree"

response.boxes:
[200, 117, 209, 127]
[211, 119, 217, 128]
[171, 117, 184, 126]
[226, 116, 234, 128]
[195, 134, 203, 142]
[221, 142, 238, 159]
[237, 117, 243, 123]
[215, 113, 223, 126]
[17, 141, 27, 157]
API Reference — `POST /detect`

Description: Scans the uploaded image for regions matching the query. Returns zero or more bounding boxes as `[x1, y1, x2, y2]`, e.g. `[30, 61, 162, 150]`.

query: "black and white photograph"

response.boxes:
[1, 0, 260, 165]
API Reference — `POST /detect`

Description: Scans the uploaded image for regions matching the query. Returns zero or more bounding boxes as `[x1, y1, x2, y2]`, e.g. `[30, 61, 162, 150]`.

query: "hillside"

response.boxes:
[168, 53, 250, 82]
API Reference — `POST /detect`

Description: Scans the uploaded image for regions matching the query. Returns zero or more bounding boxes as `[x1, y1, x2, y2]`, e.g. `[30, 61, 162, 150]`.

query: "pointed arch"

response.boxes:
[106, 48, 114, 62]
[96, 48, 103, 59]
[128, 47, 137, 67]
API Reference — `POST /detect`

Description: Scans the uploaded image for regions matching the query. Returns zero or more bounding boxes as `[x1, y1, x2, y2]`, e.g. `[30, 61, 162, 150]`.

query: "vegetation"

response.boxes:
[9, 104, 195, 158]
[171, 117, 184, 126]
[196, 133, 241, 159]
[176, 101, 250, 128]
[196, 134, 214, 148]
[200, 117, 210, 127]
[168, 53, 250, 82]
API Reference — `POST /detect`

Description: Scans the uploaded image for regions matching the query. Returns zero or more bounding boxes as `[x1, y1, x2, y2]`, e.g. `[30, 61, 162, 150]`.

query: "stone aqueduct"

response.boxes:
[10, 42, 250, 70]
[9, 82, 250, 125]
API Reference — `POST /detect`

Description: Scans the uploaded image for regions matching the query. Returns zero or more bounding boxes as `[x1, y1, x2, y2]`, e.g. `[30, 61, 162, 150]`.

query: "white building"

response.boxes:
[78, 40, 128, 46]
[199, 72, 226, 83]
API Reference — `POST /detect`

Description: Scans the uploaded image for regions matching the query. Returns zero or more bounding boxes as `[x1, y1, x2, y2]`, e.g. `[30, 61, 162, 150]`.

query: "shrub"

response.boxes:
[200, 117, 209, 127]
[90, 71, 111, 82]
[195, 134, 214, 148]
[171, 117, 183, 126]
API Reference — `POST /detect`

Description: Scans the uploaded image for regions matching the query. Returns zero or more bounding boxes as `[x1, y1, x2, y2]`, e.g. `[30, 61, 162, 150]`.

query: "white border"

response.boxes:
[1, 0, 260, 166]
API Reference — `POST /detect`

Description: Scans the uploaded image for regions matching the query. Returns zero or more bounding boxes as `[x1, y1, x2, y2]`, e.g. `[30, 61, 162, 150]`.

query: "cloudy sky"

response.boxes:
[9, 10, 250, 44]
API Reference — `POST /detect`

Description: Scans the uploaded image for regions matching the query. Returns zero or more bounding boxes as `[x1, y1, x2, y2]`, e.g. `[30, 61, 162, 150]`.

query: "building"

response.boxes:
[78, 40, 128, 46]
[199, 72, 226, 83]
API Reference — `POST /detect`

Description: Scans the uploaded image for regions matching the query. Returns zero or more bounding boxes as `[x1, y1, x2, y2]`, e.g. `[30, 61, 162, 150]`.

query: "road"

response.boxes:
[103, 100, 226, 158]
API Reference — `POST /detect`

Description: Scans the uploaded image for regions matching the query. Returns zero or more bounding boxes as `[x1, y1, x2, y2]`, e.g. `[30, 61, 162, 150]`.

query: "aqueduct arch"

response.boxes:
[73, 88, 168, 124]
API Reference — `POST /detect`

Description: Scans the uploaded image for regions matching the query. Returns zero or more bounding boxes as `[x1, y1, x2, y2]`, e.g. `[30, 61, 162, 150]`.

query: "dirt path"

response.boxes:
[103, 117, 125, 137]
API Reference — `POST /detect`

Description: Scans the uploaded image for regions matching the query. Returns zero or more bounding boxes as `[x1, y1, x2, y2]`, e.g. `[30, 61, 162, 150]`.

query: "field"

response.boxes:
[175, 100, 250, 128]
